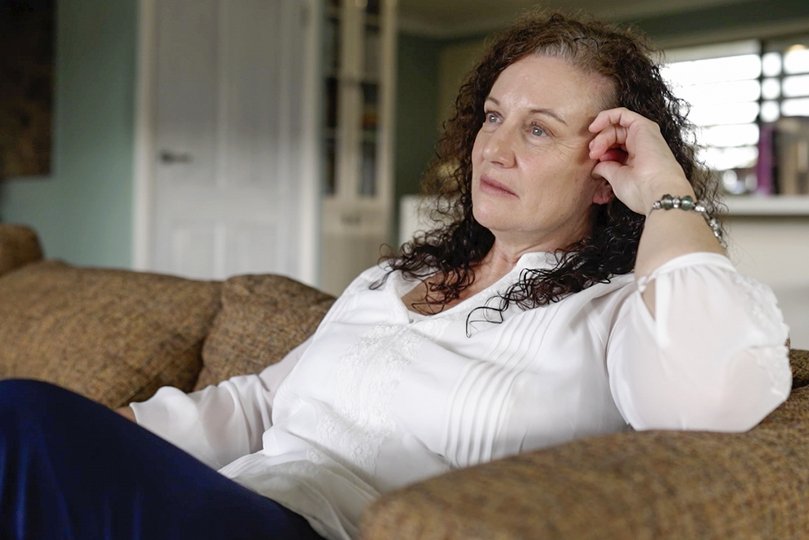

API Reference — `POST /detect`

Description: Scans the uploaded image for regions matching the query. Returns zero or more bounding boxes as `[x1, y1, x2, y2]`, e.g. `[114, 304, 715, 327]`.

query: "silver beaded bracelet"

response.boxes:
[650, 194, 726, 248]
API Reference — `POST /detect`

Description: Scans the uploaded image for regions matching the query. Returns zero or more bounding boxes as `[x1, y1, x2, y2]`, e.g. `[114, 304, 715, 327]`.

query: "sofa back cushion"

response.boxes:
[197, 274, 334, 389]
[0, 224, 43, 277]
[0, 261, 221, 407]
[791, 348, 809, 388]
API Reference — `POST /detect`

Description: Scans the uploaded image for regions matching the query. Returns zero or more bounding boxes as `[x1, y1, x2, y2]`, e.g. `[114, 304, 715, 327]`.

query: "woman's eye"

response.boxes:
[530, 124, 546, 137]
[484, 112, 499, 124]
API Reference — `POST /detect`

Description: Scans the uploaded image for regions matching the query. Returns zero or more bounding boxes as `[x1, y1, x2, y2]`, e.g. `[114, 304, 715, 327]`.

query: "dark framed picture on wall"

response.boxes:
[0, 0, 55, 180]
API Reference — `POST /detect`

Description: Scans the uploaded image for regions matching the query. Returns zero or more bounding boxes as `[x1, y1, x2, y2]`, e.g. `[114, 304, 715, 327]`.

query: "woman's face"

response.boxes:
[471, 54, 615, 252]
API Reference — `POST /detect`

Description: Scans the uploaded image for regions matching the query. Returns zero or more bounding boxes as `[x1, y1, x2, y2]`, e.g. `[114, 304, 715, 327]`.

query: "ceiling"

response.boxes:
[398, 0, 750, 38]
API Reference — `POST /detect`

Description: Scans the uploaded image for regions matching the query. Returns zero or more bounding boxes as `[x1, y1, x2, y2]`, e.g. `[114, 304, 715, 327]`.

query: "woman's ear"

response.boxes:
[592, 178, 613, 205]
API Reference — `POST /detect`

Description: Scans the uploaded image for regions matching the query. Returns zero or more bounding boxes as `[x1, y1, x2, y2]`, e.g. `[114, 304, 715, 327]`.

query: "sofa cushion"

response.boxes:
[197, 274, 334, 389]
[0, 261, 221, 407]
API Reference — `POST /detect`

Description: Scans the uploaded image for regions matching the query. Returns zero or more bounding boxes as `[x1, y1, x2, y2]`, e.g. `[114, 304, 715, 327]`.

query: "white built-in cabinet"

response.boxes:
[318, 0, 396, 296]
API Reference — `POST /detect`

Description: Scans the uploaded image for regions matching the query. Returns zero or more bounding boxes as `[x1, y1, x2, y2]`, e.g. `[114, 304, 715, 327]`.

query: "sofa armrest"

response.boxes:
[0, 224, 43, 276]
[361, 385, 809, 539]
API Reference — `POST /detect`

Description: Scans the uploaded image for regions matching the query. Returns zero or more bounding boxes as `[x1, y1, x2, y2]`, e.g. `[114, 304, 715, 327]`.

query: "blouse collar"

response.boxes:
[387, 250, 561, 323]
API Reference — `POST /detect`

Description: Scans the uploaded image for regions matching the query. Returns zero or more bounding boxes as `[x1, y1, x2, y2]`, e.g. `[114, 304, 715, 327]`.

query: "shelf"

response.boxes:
[325, 4, 339, 19]
[318, 0, 393, 295]
[724, 195, 809, 216]
[364, 14, 381, 28]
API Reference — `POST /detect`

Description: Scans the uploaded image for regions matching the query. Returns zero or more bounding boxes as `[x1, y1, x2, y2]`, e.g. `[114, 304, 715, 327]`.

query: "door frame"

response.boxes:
[132, 0, 321, 285]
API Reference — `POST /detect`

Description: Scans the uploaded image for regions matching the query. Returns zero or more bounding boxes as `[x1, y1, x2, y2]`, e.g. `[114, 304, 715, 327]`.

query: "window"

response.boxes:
[662, 36, 809, 195]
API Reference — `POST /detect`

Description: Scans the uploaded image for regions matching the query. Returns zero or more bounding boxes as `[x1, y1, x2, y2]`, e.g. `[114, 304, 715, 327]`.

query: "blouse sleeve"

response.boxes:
[607, 252, 792, 432]
[129, 336, 312, 469]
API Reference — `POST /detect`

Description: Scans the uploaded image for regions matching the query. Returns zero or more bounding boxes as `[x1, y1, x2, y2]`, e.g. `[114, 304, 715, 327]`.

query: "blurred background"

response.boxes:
[1, 0, 807, 345]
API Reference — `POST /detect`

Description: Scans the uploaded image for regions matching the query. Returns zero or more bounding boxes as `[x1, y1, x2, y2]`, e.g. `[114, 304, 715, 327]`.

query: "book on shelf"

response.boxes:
[756, 122, 776, 195]
[757, 117, 809, 195]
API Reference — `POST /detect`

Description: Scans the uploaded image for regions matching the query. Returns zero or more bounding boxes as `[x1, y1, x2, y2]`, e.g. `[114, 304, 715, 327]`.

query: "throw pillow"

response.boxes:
[197, 274, 334, 389]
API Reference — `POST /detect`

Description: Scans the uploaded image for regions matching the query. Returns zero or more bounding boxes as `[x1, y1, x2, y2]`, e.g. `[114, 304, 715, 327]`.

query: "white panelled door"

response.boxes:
[147, 0, 318, 282]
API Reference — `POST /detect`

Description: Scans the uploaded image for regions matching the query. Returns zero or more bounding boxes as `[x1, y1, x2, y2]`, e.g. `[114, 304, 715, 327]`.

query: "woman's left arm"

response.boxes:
[605, 254, 791, 431]
[590, 107, 792, 431]
[588, 107, 724, 314]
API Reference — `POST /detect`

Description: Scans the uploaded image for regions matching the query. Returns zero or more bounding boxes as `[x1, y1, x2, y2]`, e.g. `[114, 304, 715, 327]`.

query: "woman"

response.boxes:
[0, 10, 791, 540]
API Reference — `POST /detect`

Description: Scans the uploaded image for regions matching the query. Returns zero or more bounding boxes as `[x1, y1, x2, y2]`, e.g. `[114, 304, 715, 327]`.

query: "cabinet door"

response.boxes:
[320, 0, 396, 295]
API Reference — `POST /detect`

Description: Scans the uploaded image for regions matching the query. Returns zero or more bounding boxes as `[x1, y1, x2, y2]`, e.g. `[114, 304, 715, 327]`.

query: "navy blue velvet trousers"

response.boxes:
[0, 379, 325, 540]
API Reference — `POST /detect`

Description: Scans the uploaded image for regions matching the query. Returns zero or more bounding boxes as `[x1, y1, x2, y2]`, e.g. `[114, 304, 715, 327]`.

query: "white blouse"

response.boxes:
[131, 252, 791, 540]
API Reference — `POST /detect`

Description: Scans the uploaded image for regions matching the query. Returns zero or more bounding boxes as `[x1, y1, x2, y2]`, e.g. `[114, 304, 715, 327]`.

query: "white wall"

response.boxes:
[725, 214, 809, 348]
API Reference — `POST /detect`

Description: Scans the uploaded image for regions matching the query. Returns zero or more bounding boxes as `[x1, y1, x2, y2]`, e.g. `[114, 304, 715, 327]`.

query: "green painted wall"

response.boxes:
[0, 0, 136, 268]
[394, 32, 442, 200]
[393, 32, 443, 242]
[628, 0, 809, 46]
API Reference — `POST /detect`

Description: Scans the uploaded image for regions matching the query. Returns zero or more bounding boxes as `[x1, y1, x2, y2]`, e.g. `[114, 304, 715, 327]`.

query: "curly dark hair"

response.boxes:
[379, 9, 719, 317]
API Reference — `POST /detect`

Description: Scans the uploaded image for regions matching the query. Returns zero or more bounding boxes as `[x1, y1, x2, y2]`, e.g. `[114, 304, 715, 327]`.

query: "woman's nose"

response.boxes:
[482, 126, 516, 167]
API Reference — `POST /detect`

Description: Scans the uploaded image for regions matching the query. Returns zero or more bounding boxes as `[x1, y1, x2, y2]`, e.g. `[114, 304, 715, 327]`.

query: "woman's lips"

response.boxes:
[479, 175, 517, 197]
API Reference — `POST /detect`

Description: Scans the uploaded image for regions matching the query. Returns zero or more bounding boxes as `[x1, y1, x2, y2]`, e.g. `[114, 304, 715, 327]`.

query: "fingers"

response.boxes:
[116, 406, 136, 421]
[588, 108, 634, 161]
[588, 107, 649, 133]
[599, 147, 629, 163]
[591, 159, 621, 182]
[588, 124, 627, 161]
[588, 107, 661, 160]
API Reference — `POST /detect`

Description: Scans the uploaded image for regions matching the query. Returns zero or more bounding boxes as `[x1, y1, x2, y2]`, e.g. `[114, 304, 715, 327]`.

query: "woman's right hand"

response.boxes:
[116, 406, 136, 421]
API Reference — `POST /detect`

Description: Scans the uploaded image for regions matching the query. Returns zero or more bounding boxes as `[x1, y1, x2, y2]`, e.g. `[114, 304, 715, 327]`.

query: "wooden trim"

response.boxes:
[132, 0, 156, 271]
[297, 0, 322, 286]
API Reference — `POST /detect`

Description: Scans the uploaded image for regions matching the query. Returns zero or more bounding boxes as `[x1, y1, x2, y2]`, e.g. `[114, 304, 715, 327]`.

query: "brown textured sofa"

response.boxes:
[1, 223, 807, 539]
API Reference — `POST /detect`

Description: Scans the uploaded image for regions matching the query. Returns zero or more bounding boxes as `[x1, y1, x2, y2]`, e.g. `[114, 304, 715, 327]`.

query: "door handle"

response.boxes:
[159, 150, 193, 164]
